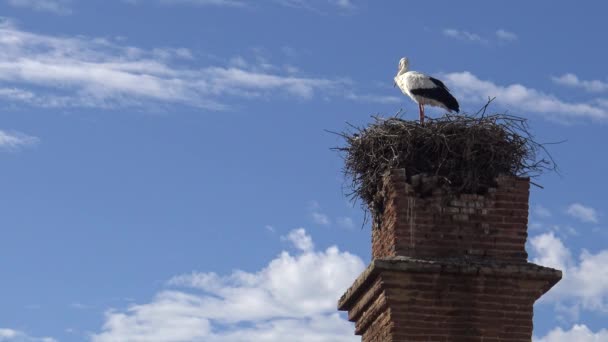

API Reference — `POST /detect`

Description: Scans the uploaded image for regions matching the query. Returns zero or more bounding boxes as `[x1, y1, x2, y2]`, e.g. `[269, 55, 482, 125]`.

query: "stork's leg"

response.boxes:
[420, 104, 425, 125]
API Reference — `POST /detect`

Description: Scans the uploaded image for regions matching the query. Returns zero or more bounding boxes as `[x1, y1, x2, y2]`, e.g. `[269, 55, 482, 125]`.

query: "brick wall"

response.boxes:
[372, 169, 529, 261]
[338, 169, 562, 342]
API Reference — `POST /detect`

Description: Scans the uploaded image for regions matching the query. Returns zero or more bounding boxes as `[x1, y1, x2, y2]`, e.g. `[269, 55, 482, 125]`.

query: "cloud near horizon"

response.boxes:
[0, 328, 56, 342]
[530, 232, 608, 315]
[535, 324, 608, 342]
[91, 228, 364, 342]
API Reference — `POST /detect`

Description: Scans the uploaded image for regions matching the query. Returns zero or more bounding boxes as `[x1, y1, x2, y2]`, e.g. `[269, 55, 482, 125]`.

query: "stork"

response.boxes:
[394, 57, 459, 124]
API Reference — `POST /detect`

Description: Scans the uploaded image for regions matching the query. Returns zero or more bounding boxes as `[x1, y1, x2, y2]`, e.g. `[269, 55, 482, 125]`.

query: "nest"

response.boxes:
[333, 107, 556, 222]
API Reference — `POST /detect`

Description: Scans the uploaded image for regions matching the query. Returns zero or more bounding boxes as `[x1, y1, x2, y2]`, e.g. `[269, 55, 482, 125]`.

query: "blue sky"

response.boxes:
[0, 0, 607, 341]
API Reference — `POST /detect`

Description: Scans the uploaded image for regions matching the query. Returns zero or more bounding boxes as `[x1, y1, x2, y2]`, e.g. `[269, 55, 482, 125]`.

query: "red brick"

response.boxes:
[339, 169, 561, 342]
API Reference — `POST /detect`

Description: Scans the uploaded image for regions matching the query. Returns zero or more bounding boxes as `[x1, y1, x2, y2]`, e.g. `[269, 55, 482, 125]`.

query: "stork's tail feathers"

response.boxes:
[445, 93, 460, 113]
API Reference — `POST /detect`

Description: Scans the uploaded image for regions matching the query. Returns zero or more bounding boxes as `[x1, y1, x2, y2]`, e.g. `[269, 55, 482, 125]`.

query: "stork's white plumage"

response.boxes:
[394, 57, 459, 124]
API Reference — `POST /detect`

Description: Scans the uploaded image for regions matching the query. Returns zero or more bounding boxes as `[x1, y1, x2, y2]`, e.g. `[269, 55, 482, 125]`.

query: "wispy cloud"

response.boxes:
[92, 229, 363, 342]
[336, 217, 355, 229]
[442, 71, 608, 121]
[0, 20, 387, 111]
[0, 328, 56, 342]
[309, 201, 331, 226]
[566, 203, 599, 223]
[496, 29, 518, 41]
[552, 73, 608, 93]
[311, 212, 331, 226]
[275, 0, 354, 10]
[155, 0, 245, 7]
[0, 129, 39, 150]
[443, 28, 518, 44]
[533, 204, 552, 218]
[6, 0, 72, 14]
[130, 0, 354, 10]
[344, 92, 401, 104]
[329, 0, 353, 8]
[442, 28, 486, 43]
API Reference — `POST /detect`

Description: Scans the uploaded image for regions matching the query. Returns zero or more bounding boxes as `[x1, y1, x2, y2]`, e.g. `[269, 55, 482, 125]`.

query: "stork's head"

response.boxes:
[397, 57, 409, 75]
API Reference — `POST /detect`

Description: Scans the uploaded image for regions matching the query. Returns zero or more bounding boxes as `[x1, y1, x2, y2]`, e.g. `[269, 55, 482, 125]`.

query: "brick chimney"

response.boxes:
[338, 169, 561, 342]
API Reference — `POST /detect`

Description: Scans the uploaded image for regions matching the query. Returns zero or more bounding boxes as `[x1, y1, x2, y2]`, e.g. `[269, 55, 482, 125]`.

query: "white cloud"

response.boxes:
[309, 201, 331, 226]
[535, 324, 608, 342]
[0, 20, 387, 110]
[283, 228, 314, 251]
[443, 28, 486, 43]
[566, 203, 598, 223]
[92, 228, 364, 342]
[0, 129, 39, 150]
[344, 92, 401, 104]
[132, 0, 353, 10]
[552, 73, 608, 93]
[443, 28, 518, 44]
[330, 0, 353, 8]
[496, 29, 518, 41]
[6, 0, 71, 14]
[312, 212, 331, 226]
[0, 328, 56, 342]
[157, 0, 246, 7]
[530, 232, 608, 313]
[530, 232, 571, 271]
[442, 71, 608, 121]
[270, 0, 354, 10]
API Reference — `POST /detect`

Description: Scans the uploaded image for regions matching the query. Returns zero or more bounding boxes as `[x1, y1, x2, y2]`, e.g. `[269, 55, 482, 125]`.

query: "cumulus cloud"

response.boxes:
[283, 228, 314, 251]
[566, 203, 599, 223]
[530, 232, 608, 313]
[92, 228, 364, 342]
[0, 328, 56, 342]
[0, 129, 39, 150]
[442, 71, 608, 121]
[535, 324, 608, 342]
[552, 73, 608, 93]
[6, 0, 71, 14]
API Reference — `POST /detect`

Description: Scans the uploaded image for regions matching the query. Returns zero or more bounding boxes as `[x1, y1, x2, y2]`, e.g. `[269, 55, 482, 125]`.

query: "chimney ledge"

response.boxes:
[338, 256, 562, 312]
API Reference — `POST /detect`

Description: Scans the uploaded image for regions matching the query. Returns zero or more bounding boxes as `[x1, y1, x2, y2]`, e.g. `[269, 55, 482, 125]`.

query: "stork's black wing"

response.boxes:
[411, 78, 460, 113]
[429, 77, 450, 91]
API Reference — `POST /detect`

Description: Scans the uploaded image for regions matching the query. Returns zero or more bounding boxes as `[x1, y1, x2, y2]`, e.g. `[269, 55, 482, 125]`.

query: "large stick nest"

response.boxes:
[334, 106, 556, 222]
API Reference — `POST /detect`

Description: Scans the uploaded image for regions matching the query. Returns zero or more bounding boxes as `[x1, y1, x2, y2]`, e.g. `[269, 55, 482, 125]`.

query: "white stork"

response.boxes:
[394, 57, 459, 124]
